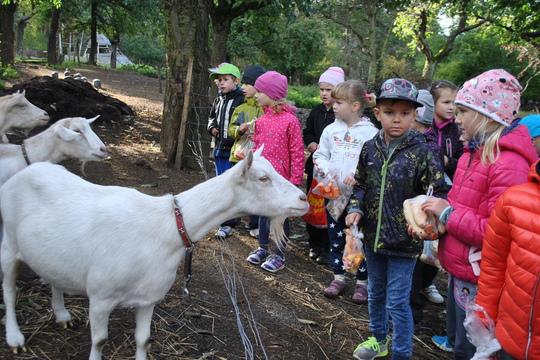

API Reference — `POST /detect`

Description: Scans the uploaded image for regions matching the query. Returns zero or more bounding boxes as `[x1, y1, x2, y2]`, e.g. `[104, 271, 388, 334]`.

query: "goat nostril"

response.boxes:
[300, 194, 307, 201]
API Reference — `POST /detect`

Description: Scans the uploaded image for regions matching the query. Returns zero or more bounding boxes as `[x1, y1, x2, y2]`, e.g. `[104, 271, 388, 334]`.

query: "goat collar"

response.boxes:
[173, 203, 193, 248]
[21, 141, 31, 165]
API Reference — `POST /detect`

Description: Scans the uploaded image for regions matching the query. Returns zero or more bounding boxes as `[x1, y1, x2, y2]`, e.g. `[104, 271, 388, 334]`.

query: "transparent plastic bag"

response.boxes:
[312, 176, 340, 199]
[464, 301, 501, 360]
[234, 119, 256, 160]
[420, 240, 441, 268]
[325, 182, 353, 222]
[403, 186, 446, 240]
[343, 224, 365, 273]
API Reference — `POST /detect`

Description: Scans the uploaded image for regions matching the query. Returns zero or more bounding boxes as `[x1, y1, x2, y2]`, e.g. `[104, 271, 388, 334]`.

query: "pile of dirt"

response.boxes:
[1, 75, 133, 124]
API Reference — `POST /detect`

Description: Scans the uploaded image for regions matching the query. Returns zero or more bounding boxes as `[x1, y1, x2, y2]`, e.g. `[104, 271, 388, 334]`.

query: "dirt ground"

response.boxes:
[0, 64, 452, 360]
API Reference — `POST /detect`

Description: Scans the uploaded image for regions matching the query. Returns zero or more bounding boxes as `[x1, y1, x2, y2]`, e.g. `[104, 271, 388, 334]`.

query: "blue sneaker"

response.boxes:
[246, 247, 269, 264]
[432, 335, 453, 352]
[261, 254, 285, 272]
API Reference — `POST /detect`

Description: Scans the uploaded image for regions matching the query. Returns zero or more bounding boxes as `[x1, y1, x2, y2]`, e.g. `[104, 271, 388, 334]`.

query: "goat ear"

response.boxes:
[254, 144, 264, 157]
[239, 149, 254, 181]
[87, 115, 100, 123]
[56, 124, 79, 141]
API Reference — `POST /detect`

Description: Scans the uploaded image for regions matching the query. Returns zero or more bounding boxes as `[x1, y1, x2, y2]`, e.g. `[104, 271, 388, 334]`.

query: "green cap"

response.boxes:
[209, 64, 241, 80]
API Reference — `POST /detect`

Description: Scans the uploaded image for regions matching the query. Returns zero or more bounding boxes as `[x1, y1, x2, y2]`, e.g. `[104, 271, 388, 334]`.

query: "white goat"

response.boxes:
[0, 147, 309, 360]
[0, 115, 108, 187]
[0, 91, 49, 143]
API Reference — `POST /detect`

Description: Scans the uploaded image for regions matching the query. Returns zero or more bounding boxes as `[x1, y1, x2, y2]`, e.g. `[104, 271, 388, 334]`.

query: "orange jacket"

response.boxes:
[476, 160, 540, 360]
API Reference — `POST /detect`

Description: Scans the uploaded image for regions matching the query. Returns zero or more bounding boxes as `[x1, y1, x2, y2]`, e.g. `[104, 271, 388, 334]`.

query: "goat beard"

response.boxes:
[267, 215, 289, 251]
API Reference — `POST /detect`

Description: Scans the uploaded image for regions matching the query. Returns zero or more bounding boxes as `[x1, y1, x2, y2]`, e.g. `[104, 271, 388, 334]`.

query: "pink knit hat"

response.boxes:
[254, 71, 288, 100]
[454, 69, 522, 126]
[318, 66, 345, 87]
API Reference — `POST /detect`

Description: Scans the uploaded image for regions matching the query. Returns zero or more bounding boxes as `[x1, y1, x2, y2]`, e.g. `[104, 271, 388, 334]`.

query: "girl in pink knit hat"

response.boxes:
[417, 69, 538, 359]
[245, 71, 305, 272]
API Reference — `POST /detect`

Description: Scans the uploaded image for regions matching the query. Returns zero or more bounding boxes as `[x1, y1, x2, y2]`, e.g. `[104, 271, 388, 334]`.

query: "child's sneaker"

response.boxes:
[432, 335, 453, 352]
[249, 228, 259, 238]
[246, 247, 269, 264]
[261, 254, 285, 272]
[215, 226, 234, 240]
[353, 336, 389, 360]
[421, 284, 444, 303]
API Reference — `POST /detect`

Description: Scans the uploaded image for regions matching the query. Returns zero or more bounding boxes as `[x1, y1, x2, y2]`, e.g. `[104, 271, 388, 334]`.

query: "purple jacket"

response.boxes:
[425, 118, 463, 178]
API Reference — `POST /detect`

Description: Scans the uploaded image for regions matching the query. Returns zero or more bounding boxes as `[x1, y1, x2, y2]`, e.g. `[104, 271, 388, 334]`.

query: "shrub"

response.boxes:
[0, 80, 4, 90]
[0, 66, 19, 80]
[288, 85, 321, 109]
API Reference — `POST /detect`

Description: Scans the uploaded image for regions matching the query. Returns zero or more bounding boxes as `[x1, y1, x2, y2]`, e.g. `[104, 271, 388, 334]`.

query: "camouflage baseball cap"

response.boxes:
[377, 78, 422, 108]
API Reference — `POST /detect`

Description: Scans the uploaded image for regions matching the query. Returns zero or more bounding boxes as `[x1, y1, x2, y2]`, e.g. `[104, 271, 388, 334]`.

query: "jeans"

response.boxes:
[258, 216, 289, 255]
[365, 246, 416, 359]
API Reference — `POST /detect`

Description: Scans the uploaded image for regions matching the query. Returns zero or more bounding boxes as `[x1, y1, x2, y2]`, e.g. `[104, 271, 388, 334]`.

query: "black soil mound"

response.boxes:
[1, 76, 133, 124]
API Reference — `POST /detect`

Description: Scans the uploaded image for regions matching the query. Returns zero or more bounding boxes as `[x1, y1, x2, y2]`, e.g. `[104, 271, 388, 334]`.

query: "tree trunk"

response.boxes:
[89, 1, 98, 66]
[110, 34, 119, 69]
[47, 6, 61, 65]
[421, 59, 437, 88]
[0, 1, 17, 67]
[162, 0, 211, 171]
[209, 17, 231, 70]
[16, 15, 31, 56]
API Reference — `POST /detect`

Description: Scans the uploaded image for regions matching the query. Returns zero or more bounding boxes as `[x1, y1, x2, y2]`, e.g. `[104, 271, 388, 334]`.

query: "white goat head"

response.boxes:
[0, 91, 49, 143]
[50, 116, 108, 163]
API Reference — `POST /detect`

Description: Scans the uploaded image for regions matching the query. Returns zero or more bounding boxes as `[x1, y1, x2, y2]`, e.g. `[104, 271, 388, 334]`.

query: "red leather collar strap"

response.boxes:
[174, 206, 193, 248]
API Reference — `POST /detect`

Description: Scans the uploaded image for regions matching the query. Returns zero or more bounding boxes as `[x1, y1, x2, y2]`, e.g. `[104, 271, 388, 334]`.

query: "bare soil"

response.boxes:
[0, 64, 452, 360]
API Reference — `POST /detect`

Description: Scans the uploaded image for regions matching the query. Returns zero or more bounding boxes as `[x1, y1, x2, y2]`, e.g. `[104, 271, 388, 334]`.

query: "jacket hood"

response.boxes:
[498, 125, 539, 167]
[528, 159, 540, 183]
[465, 124, 538, 168]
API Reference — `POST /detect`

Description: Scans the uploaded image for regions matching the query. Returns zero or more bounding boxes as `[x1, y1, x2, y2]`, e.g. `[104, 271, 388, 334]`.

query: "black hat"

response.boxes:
[242, 65, 267, 86]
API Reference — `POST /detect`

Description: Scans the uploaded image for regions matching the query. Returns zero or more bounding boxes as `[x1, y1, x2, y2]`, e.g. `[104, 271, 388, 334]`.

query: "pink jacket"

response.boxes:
[253, 106, 304, 185]
[439, 125, 538, 283]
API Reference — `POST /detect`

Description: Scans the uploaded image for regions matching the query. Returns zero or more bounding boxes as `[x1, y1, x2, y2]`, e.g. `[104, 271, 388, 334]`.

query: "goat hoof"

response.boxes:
[11, 345, 26, 354]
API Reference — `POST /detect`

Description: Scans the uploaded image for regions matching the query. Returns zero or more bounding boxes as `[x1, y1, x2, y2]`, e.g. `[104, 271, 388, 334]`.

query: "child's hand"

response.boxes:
[421, 197, 450, 217]
[238, 123, 249, 133]
[345, 213, 361, 227]
[211, 127, 219, 136]
[343, 173, 356, 187]
[247, 132, 254, 140]
[307, 142, 318, 153]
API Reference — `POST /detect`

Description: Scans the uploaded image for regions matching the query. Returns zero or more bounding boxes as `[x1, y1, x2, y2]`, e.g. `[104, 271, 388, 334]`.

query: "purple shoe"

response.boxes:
[351, 283, 368, 304]
[323, 280, 346, 298]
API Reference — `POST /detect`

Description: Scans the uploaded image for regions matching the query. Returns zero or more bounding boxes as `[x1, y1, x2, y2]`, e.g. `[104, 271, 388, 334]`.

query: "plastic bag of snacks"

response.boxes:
[403, 186, 446, 240]
[420, 240, 440, 268]
[325, 182, 353, 222]
[313, 175, 340, 199]
[343, 224, 365, 273]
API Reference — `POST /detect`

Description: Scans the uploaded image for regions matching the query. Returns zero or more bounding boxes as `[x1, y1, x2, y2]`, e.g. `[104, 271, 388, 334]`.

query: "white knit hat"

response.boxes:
[318, 67, 345, 87]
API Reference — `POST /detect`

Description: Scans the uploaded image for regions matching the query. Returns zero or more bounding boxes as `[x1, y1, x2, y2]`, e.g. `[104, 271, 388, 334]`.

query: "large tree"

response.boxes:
[161, 0, 211, 170]
[395, 0, 491, 86]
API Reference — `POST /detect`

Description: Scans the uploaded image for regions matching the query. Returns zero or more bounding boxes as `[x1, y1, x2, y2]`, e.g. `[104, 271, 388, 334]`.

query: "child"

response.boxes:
[312, 80, 377, 304]
[303, 66, 345, 264]
[345, 78, 446, 360]
[428, 80, 463, 183]
[476, 159, 540, 360]
[409, 90, 445, 316]
[228, 65, 267, 237]
[207, 63, 245, 239]
[245, 71, 304, 272]
[519, 114, 540, 156]
[420, 69, 538, 359]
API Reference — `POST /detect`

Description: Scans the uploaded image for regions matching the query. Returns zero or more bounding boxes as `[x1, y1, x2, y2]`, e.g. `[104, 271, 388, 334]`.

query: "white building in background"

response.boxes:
[61, 32, 134, 67]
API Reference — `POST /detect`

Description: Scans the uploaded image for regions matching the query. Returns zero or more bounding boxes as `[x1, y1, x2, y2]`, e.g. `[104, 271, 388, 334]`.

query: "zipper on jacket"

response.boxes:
[525, 273, 540, 359]
[372, 142, 398, 251]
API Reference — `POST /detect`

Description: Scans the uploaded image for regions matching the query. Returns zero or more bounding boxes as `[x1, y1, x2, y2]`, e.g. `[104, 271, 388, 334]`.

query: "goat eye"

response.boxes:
[260, 176, 269, 182]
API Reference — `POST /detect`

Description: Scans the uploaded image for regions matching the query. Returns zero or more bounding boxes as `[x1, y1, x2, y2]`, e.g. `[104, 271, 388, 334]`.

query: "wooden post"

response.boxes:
[175, 58, 194, 171]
